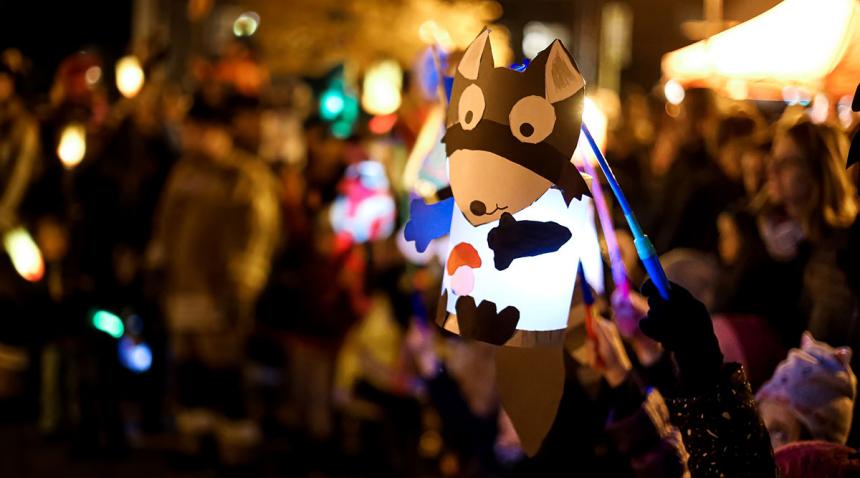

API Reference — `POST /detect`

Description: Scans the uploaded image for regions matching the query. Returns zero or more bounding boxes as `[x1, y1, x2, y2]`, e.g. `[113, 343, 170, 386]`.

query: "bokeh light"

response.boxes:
[361, 60, 402, 116]
[119, 337, 153, 373]
[809, 92, 830, 124]
[84, 66, 101, 86]
[369, 113, 398, 135]
[572, 97, 608, 167]
[726, 79, 748, 100]
[418, 20, 454, 51]
[2, 227, 44, 282]
[57, 123, 86, 168]
[115, 55, 145, 98]
[233, 11, 260, 37]
[320, 90, 345, 120]
[91, 310, 124, 339]
[663, 79, 685, 105]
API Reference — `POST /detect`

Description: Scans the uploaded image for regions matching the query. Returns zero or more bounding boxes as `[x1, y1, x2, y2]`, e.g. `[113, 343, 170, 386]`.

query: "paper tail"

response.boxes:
[495, 345, 565, 457]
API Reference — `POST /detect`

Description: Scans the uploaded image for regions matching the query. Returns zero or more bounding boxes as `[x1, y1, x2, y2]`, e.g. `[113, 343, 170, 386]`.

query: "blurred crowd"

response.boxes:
[0, 36, 859, 478]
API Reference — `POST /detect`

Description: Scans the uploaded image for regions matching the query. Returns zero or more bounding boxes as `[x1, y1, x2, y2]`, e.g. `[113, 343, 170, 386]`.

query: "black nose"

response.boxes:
[470, 200, 487, 216]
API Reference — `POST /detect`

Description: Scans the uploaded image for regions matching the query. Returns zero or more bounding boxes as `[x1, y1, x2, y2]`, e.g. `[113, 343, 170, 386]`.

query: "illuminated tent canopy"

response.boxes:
[662, 0, 860, 100]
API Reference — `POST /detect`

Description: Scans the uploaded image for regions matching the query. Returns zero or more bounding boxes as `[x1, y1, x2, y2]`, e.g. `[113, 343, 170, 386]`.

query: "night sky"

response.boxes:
[0, 0, 132, 92]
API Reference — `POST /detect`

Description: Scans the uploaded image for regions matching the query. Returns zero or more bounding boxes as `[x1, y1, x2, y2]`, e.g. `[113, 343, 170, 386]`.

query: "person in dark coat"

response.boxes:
[639, 280, 778, 477]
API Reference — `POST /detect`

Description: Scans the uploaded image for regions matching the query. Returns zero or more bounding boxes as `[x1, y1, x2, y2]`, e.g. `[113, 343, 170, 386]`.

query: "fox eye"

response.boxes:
[509, 96, 555, 144]
[458, 84, 485, 131]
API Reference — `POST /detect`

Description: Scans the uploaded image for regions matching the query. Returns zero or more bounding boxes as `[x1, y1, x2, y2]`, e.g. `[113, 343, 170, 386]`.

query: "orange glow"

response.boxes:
[572, 97, 607, 168]
[369, 113, 398, 135]
[662, 0, 860, 99]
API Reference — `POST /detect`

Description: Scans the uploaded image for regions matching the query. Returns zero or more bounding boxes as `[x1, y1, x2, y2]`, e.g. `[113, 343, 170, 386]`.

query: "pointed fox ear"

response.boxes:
[531, 40, 585, 103]
[458, 29, 494, 80]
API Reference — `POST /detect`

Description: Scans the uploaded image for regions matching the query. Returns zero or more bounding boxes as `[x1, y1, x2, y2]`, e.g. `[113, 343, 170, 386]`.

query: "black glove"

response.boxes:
[639, 280, 723, 394]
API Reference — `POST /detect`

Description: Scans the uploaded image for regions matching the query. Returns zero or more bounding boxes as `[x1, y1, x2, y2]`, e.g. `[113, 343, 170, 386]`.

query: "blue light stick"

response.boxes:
[581, 124, 671, 299]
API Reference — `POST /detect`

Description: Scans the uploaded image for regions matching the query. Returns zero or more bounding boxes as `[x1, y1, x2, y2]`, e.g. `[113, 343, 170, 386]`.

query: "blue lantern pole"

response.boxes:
[581, 123, 671, 300]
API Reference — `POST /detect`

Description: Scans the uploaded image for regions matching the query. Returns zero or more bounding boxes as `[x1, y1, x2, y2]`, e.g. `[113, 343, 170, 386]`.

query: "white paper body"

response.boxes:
[441, 188, 601, 331]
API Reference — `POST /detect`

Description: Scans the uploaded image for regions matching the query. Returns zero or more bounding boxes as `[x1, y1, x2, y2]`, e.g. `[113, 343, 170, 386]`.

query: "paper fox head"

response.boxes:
[444, 29, 590, 226]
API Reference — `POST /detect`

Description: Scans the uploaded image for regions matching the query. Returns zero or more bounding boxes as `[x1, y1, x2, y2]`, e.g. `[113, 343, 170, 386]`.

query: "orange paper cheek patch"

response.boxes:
[447, 242, 482, 296]
[446, 242, 482, 274]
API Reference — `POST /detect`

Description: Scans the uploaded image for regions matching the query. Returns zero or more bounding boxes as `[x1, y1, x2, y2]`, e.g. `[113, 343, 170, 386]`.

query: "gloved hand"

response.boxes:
[639, 279, 723, 393]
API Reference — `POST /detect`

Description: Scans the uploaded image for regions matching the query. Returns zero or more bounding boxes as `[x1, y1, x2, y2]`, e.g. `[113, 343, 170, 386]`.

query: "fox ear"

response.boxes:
[458, 28, 494, 80]
[531, 40, 585, 104]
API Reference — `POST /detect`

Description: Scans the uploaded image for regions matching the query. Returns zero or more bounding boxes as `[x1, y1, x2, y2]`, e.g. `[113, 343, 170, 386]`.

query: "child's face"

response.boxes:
[768, 135, 813, 210]
[759, 400, 805, 450]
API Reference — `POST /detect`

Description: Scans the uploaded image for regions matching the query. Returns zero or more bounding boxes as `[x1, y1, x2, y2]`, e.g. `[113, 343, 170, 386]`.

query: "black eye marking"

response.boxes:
[519, 123, 534, 137]
[465, 111, 473, 124]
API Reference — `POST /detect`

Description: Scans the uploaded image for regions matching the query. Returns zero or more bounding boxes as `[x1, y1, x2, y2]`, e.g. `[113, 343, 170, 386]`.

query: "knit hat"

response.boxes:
[756, 332, 857, 445]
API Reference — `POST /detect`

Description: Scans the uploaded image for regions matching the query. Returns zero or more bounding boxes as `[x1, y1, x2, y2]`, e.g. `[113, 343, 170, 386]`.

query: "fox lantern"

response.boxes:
[404, 30, 599, 455]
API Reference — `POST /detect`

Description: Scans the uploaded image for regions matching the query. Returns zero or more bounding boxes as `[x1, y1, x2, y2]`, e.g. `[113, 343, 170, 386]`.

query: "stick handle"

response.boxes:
[579, 141, 629, 297]
[581, 123, 670, 300]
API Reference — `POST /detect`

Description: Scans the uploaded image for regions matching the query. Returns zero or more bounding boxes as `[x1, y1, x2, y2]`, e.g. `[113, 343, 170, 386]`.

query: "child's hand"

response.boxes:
[639, 280, 723, 392]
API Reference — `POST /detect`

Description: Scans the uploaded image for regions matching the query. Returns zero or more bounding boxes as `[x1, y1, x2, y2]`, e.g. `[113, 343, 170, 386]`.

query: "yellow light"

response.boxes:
[663, 79, 685, 105]
[418, 20, 454, 51]
[57, 123, 86, 168]
[726, 78, 748, 100]
[361, 60, 403, 116]
[573, 97, 608, 167]
[522, 21, 569, 60]
[3, 227, 44, 282]
[115, 55, 145, 98]
[233, 12, 260, 37]
[662, 0, 860, 99]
